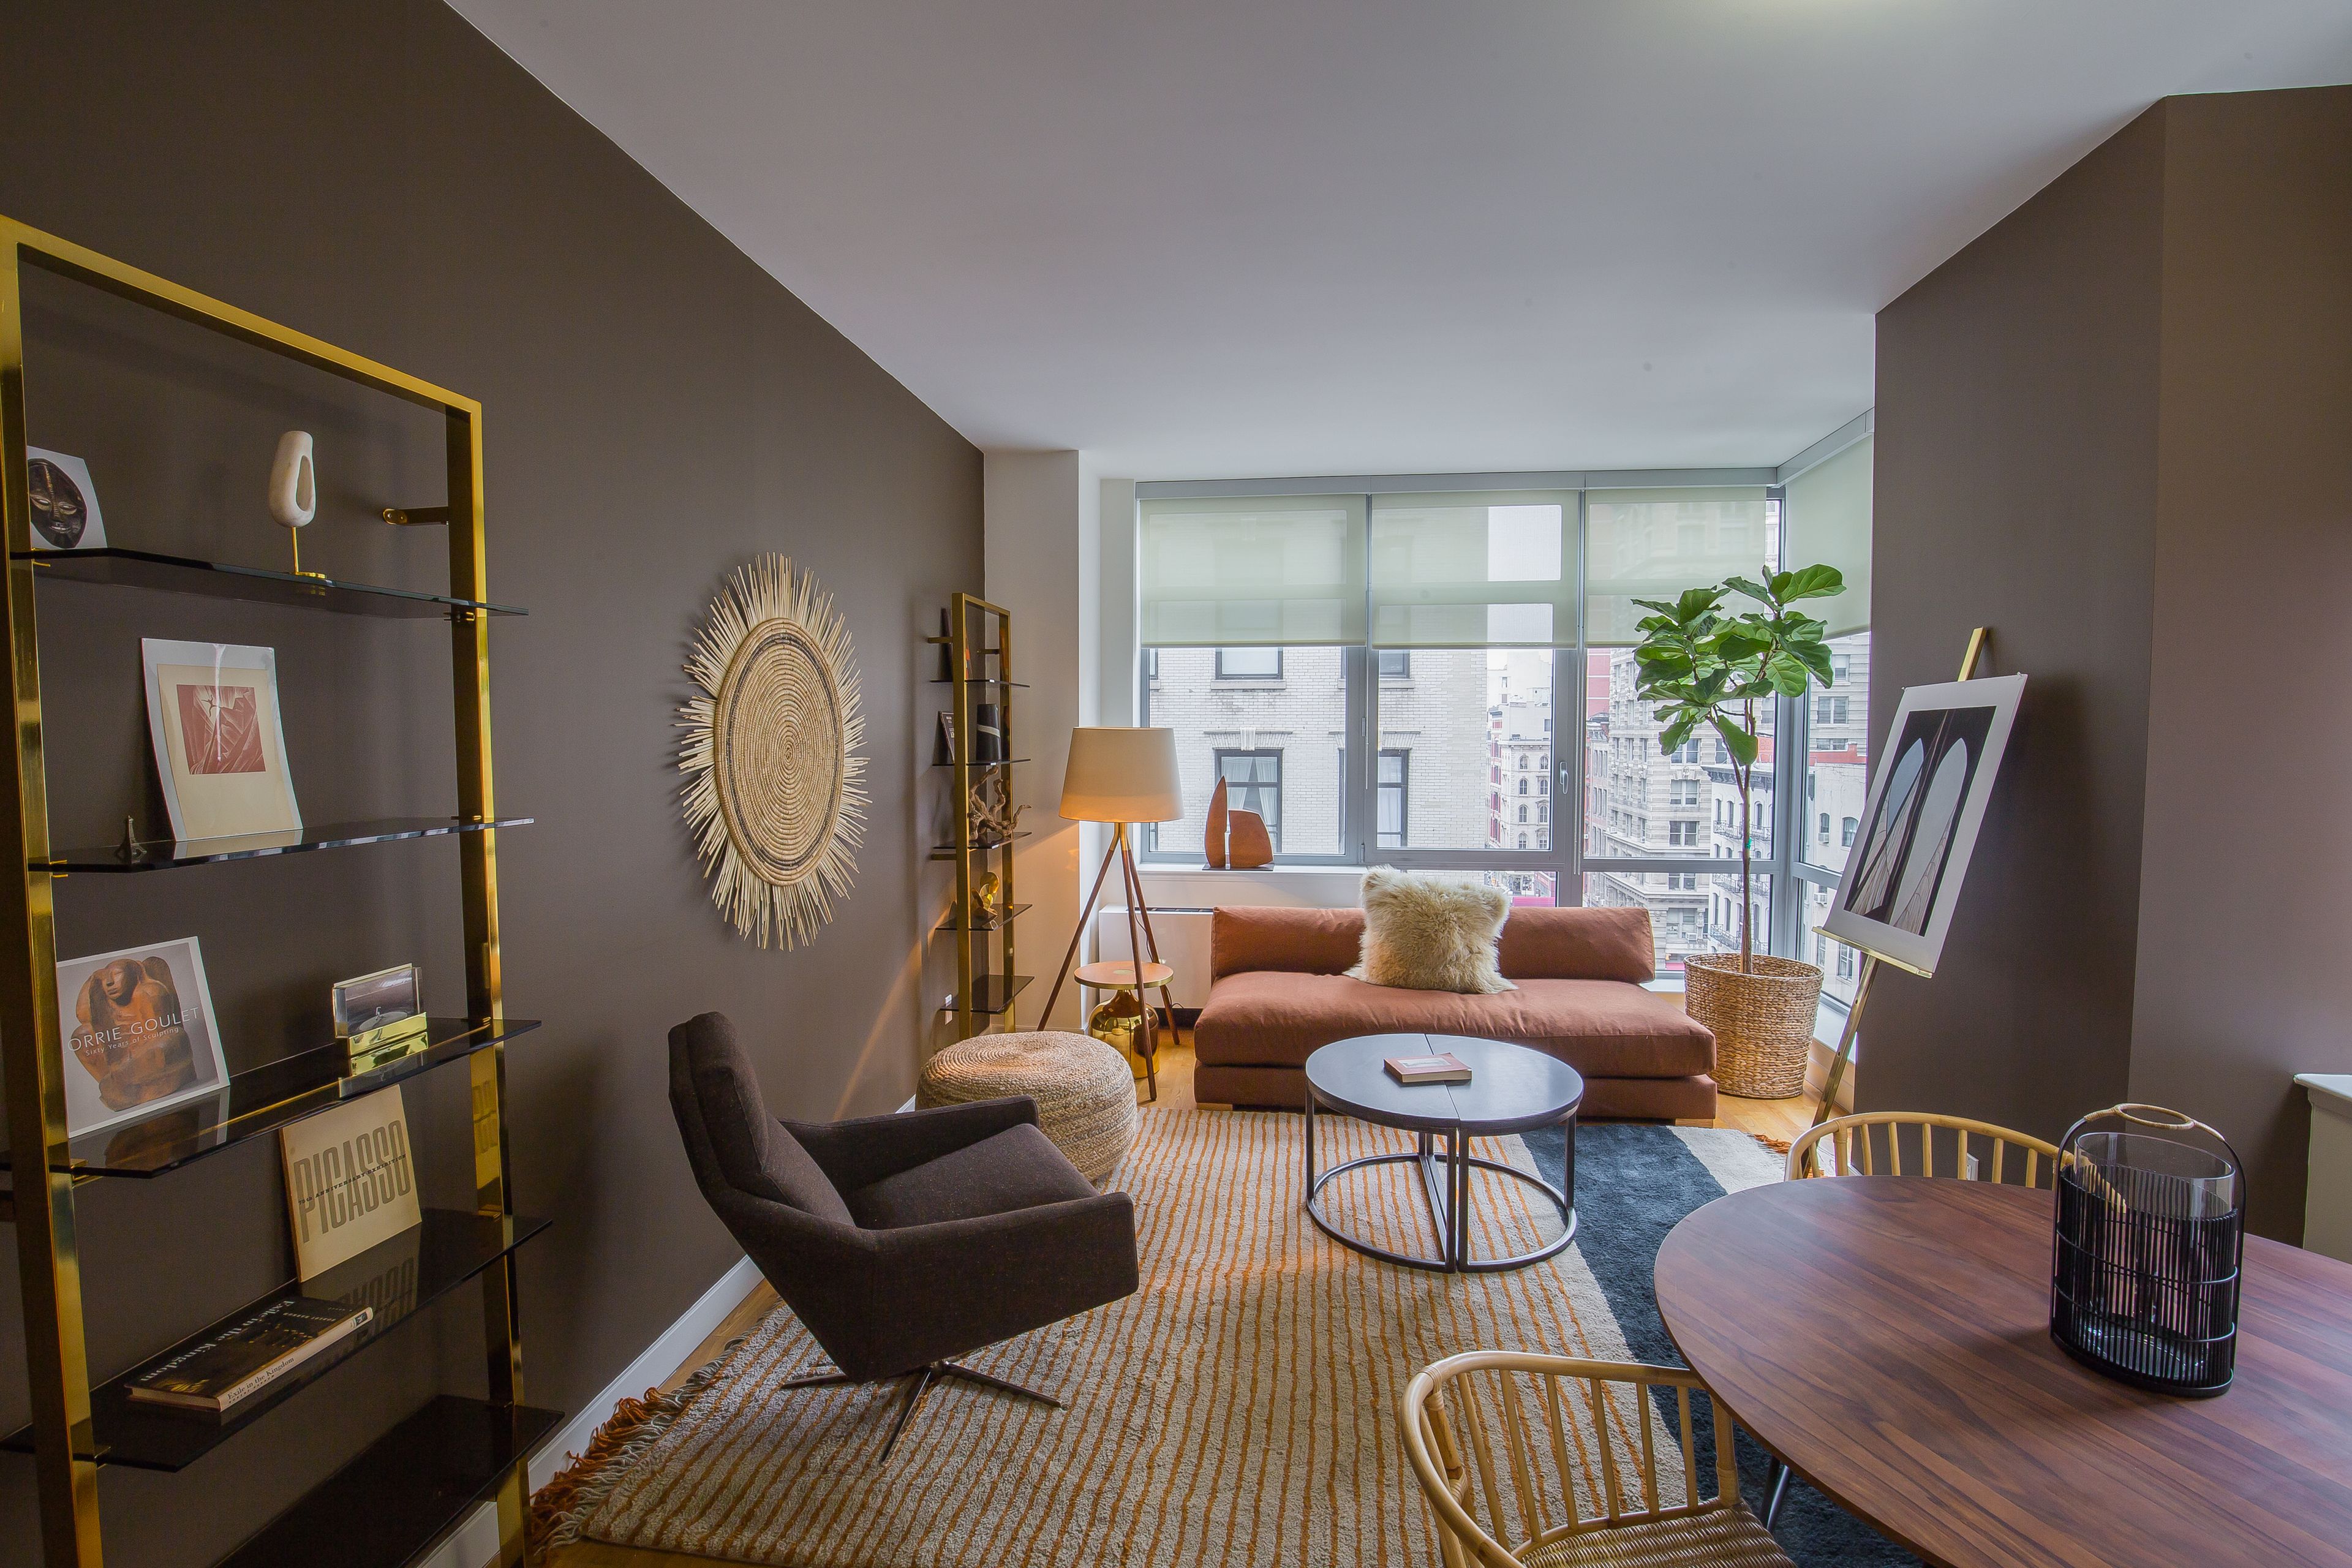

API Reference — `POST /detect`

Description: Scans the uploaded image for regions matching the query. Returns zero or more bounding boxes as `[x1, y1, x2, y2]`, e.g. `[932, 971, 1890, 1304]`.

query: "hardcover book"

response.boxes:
[1384, 1052, 1472, 1085]
[126, 1297, 371, 1414]
[280, 1087, 422, 1278]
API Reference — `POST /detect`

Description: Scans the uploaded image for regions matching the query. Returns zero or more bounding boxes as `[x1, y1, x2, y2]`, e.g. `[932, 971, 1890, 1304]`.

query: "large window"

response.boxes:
[1137, 451, 1869, 1000]
[1142, 646, 1344, 857]
[1797, 628, 1872, 1009]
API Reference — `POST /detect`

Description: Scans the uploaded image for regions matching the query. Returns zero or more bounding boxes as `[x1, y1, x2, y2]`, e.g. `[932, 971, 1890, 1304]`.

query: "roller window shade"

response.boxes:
[1782, 435, 1871, 636]
[1138, 496, 1366, 646]
[1368, 491, 1576, 648]
[1583, 486, 1772, 647]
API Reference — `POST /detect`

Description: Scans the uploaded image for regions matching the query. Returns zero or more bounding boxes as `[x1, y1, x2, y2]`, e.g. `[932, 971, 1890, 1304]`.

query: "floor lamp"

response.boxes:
[1041, 728, 1185, 1079]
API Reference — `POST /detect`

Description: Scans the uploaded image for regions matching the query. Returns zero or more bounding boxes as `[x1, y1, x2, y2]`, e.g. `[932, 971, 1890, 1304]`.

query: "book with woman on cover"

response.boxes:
[1385, 1052, 1472, 1085]
[125, 1296, 372, 1415]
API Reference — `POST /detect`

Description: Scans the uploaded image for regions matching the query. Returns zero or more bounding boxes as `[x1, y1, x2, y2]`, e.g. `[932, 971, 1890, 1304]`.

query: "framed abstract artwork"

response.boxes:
[1822, 673, 2027, 977]
[141, 638, 301, 842]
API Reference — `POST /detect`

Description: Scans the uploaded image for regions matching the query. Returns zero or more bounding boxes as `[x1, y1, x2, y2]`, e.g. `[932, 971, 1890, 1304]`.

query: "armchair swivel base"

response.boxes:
[783, 1358, 1061, 1461]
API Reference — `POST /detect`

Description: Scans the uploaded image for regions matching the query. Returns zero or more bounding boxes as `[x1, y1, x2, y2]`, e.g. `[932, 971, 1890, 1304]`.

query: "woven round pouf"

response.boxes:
[918, 1031, 1138, 1185]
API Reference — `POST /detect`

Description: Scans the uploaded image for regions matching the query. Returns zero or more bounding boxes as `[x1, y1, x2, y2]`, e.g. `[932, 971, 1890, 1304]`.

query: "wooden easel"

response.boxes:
[1801, 627, 1989, 1175]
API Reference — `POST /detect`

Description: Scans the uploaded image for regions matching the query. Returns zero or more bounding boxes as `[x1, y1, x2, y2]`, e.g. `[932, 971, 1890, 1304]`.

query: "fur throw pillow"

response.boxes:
[1352, 866, 1516, 995]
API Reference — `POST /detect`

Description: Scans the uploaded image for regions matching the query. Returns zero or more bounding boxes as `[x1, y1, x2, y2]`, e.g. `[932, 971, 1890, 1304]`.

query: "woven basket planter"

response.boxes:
[918, 1030, 1138, 1185]
[1684, 952, 1823, 1100]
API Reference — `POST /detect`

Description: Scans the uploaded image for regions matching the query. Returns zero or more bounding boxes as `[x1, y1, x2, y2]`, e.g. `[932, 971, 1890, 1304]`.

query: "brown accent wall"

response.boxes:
[2132, 89, 2352, 1238]
[0, 3, 977, 1561]
[1869, 87, 2352, 1239]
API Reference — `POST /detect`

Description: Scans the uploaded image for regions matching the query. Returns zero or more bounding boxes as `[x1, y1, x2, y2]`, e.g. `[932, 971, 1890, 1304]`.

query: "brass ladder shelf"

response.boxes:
[929, 595, 1027, 1035]
[0, 216, 549, 1568]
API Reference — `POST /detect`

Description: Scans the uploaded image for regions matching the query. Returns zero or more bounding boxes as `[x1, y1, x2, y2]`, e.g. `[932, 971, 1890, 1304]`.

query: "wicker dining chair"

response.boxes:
[1786, 1110, 2060, 1188]
[1400, 1351, 1794, 1568]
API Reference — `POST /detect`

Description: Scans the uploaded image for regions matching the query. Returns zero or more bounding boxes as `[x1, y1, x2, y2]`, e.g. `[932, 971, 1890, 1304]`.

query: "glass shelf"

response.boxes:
[0, 1209, 552, 1472]
[932, 758, 1028, 768]
[935, 902, 1031, 933]
[18, 546, 526, 619]
[48, 814, 534, 873]
[928, 831, 1030, 861]
[928, 677, 1027, 688]
[0, 1018, 541, 1179]
[942, 975, 1033, 1016]
[215, 1396, 562, 1568]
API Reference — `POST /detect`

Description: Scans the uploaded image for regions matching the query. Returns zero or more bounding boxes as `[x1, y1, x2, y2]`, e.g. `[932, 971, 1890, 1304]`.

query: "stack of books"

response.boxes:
[126, 1297, 372, 1416]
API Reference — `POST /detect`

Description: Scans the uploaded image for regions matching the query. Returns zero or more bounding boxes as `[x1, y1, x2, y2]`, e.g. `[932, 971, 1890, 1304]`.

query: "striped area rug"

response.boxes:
[539, 1107, 1770, 1567]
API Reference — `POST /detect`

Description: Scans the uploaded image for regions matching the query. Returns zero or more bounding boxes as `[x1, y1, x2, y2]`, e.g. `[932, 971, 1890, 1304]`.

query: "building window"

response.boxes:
[1670, 779, 1700, 805]
[1837, 945, 1855, 980]
[1216, 647, 1283, 680]
[1668, 821, 1699, 847]
[1815, 695, 1849, 725]
[1818, 811, 1830, 839]
[1518, 753, 1531, 769]
[1517, 832, 1529, 848]
[1213, 748, 1283, 850]
[1537, 803, 1547, 823]
[1376, 749, 1408, 848]
[1841, 815, 1858, 847]
[1377, 649, 1410, 679]
[1517, 777, 1528, 796]
[1537, 777, 1547, 796]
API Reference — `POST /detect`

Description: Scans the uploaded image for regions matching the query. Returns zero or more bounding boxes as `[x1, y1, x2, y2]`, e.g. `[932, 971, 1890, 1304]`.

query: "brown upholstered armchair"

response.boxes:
[669, 1012, 1139, 1458]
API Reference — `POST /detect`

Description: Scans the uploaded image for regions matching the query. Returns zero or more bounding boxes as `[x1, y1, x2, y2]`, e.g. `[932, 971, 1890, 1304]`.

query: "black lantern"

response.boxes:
[2051, 1104, 2244, 1396]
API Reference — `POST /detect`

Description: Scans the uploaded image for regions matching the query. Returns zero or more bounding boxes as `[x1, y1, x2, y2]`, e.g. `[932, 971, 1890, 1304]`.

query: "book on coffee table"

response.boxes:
[1384, 1052, 1472, 1085]
[126, 1297, 372, 1415]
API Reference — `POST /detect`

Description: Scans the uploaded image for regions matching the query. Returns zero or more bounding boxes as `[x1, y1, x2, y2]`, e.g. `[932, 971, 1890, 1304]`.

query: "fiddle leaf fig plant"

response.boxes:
[1630, 564, 1846, 973]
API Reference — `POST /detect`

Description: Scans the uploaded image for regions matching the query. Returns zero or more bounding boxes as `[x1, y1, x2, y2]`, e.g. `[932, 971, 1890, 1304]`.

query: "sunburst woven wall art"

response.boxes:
[679, 556, 867, 948]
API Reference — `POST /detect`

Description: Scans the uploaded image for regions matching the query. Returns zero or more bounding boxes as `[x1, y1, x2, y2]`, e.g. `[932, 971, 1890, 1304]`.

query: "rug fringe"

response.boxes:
[1750, 1131, 1792, 1155]
[528, 1328, 763, 1559]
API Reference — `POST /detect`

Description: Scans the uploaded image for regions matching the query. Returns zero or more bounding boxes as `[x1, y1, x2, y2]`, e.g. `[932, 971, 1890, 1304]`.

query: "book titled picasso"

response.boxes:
[1384, 1052, 1472, 1085]
[125, 1297, 372, 1415]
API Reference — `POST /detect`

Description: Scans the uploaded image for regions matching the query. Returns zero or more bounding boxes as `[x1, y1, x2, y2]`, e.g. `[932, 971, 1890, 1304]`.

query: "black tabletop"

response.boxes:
[1305, 1034, 1585, 1136]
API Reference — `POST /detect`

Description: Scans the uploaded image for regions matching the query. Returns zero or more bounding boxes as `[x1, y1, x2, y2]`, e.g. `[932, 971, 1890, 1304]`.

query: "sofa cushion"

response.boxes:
[1194, 971, 1715, 1080]
[1496, 906, 1655, 983]
[1210, 905, 1364, 980]
[845, 1122, 1096, 1230]
[1354, 866, 1515, 994]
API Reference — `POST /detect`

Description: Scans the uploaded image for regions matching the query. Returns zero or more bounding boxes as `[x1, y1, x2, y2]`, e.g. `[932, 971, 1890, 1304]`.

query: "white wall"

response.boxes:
[986, 454, 1134, 1029]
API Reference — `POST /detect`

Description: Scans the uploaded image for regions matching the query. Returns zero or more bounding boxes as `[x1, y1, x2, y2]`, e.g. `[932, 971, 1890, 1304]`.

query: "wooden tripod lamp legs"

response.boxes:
[1038, 824, 1178, 1101]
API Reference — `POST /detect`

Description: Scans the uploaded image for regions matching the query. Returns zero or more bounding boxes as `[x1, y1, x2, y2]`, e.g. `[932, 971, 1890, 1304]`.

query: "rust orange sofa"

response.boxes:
[1193, 905, 1717, 1120]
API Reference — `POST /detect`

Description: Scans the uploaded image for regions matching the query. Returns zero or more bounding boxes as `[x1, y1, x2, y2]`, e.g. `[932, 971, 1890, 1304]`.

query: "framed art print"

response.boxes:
[141, 639, 301, 842]
[56, 935, 229, 1138]
[1822, 673, 2027, 978]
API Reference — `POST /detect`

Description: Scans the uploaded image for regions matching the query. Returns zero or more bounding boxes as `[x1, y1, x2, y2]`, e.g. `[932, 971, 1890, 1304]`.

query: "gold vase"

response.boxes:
[1087, 990, 1148, 1082]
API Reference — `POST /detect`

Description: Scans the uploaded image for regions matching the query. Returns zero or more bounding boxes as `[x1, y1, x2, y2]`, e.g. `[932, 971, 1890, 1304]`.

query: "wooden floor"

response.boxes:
[543, 1028, 1815, 1568]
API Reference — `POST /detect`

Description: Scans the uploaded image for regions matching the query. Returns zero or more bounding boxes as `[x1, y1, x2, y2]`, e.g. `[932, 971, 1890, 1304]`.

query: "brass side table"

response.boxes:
[1073, 959, 1175, 1102]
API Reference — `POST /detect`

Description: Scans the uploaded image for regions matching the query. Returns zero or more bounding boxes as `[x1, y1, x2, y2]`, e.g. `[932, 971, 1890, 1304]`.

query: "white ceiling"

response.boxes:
[452, 1, 2352, 479]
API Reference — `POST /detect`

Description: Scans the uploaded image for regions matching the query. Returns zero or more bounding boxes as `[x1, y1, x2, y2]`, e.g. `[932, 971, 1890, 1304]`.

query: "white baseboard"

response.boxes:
[426, 1253, 766, 1568]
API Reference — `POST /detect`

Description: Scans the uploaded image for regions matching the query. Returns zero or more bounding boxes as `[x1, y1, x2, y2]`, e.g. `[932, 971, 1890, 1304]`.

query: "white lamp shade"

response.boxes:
[1060, 727, 1183, 823]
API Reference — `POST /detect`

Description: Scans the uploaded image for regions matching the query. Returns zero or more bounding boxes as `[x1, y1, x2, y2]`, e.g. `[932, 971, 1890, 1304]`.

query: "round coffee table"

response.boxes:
[1303, 1033, 1581, 1273]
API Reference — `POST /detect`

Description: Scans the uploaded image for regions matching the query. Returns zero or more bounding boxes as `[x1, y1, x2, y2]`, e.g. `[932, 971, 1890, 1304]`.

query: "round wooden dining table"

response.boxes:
[1654, 1177, 2352, 1568]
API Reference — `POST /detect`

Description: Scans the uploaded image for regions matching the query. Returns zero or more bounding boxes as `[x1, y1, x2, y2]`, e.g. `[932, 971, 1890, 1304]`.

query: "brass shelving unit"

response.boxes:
[928, 592, 1027, 1039]
[0, 217, 549, 1568]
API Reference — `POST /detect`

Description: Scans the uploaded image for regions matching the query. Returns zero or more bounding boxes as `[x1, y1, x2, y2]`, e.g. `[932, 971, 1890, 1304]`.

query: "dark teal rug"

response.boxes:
[1524, 1122, 1921, 1567]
